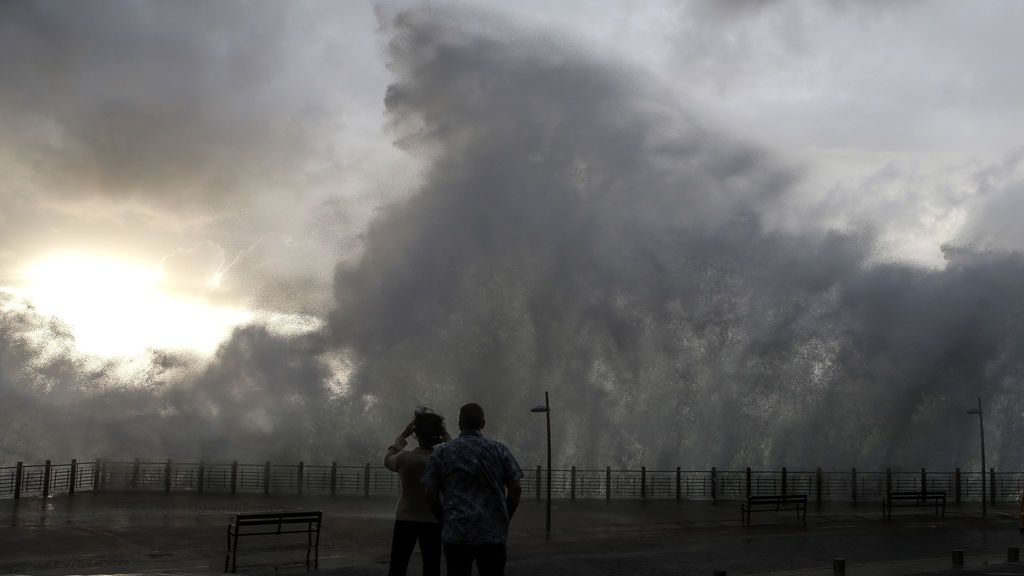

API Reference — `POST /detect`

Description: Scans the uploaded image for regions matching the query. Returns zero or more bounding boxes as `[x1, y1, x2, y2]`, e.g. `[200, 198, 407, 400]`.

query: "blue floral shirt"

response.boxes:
[422, 430, 523, 544]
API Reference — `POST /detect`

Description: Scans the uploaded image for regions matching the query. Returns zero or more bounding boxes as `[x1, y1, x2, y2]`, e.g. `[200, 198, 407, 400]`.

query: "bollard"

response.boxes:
[298, 461, 304, 496]
[230, 461, 238, 495]
[264, 461, 271, 495]
[331, 462, 338, 496]
[833, 558, 846, 576]
[952, 549, 964, 569]
[69, 459, 78, 497]
[14, 462, 23, 499]
[1009, 547, 1020, 563]
[165, 459, 172, 493]
[42, 460, 52, 500]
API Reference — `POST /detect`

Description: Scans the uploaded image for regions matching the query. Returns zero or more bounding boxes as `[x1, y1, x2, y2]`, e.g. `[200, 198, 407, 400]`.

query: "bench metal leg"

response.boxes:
[306, 525, 312, 568]
[315, 528, 321, 568]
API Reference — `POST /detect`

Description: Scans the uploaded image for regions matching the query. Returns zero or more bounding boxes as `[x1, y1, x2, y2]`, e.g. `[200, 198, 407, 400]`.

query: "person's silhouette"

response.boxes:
[422, 403, 523, 576]
[385, 409, 449, 576]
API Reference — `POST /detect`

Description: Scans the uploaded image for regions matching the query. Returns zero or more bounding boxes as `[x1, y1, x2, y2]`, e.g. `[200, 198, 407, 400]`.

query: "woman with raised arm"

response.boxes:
[384, 408, 449, 576]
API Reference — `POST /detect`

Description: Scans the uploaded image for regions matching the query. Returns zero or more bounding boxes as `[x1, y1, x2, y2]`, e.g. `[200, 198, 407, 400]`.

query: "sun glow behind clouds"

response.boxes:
[16, 253, 251, 357]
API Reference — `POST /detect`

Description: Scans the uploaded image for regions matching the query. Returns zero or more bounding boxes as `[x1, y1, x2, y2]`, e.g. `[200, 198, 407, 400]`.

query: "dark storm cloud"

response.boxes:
[329, 6, 1024, 469]
[0, 0, 340, 205]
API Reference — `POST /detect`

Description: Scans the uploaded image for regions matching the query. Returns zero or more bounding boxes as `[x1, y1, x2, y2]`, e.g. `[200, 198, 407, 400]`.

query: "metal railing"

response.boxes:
[1, 459, 1019, 504]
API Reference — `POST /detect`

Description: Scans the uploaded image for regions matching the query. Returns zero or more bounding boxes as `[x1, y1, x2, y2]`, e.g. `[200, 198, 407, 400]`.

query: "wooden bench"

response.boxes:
[225, 510, 322, 573]
[882, 491, 945, 518]
[742, 494, 807, 525]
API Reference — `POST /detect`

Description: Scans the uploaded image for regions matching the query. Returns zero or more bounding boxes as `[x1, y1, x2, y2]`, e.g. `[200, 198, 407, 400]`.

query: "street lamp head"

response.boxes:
[530, 406, 548, 413]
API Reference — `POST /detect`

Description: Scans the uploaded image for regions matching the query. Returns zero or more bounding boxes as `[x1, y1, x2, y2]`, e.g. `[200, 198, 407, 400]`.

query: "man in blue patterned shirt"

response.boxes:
[422, 403, 523, 576]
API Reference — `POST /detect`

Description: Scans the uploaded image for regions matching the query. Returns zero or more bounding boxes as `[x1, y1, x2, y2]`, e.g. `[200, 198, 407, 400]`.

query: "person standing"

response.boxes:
[385, 409, 450, 576]
[422, 403, 523, 576]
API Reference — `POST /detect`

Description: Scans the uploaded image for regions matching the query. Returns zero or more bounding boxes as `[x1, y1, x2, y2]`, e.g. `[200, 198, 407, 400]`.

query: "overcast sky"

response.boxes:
[3, 0, 1024, 466]
[2, 0, 1022, 320]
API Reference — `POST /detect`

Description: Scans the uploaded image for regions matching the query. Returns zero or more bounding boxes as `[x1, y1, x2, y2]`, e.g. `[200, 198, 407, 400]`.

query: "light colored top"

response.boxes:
[384, 435, 438, 523]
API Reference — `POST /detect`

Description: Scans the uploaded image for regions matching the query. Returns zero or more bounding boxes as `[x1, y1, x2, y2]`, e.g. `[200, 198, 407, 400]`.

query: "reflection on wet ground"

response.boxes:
[1, 493, 1023, 575]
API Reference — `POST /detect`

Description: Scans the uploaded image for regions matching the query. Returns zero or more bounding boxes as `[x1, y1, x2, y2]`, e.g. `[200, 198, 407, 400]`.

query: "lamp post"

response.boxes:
[967, 396, 987, 517]
[531, 391, 551, 537]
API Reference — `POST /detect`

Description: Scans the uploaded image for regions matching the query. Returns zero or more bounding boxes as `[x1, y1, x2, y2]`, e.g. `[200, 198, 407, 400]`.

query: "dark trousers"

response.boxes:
[389, 520, 442, 576]
[443, 542, 507, 576]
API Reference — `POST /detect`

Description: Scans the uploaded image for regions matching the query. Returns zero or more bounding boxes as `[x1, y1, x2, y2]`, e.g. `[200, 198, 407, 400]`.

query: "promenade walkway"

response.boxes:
[1, 493, 1022, 575]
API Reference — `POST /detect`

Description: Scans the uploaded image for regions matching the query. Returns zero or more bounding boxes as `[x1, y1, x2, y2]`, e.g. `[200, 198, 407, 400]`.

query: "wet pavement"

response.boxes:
[1, 493, 1023, 575]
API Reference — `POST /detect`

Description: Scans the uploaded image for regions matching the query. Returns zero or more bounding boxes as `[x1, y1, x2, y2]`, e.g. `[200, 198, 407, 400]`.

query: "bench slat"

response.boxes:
[236, 512, 322, 520]
[235, 518, 321, 527]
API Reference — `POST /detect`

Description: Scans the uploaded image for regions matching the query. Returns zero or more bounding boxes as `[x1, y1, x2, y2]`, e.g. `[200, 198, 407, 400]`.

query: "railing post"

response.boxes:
[816, 467, 823, 506]
[921, 467, 927, 494]
[640, 466, 647, 500]
[230, 460, 238, 495]
[745, 467, 752, 496]
[197, 460, 205, 494]
[13, 461, 22, 499]
[264, 461, 271, 495]
[676, 466, 682, 502]
[886, 467, 892, 494]
[165, 459, 172, 493]
[42, 460, 52, 500]
[363, 462, 370, 498]
[298, 461, 304, 496]
[605, 466, 611, 503]
[711, 467, 717, 502]
[955, 468, 962, 503]
[570, 466, 576, 502]
[69, 459, 78, 497]
[131, 458, 140, 490]
[781, 467, 787, 496]
[95, 458, 103, 492]
[990, 467, 997, 504]
[851, 468, 857, 505]
[331, 462, 338, 496]
[536, 466, 542, 500]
